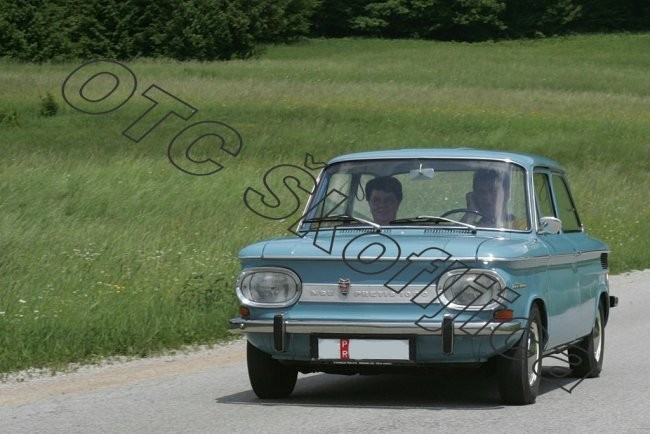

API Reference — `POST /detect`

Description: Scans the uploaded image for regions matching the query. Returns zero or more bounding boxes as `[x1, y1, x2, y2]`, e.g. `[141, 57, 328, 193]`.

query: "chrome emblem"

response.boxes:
[338, 278, 351, 296]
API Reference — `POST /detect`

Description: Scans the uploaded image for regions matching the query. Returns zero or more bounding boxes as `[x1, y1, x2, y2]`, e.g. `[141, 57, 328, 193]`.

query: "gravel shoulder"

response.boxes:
[0, 339, 246, 406]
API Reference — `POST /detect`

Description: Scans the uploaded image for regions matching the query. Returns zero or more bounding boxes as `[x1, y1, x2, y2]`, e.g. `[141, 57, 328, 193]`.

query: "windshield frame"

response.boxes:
[298, 157, 532, 233]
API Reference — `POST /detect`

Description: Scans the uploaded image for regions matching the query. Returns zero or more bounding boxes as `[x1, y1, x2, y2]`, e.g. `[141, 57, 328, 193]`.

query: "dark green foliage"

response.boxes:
[0, 0, 319, 61]
[313, 0, 650, 40]
[160, 0, 256, 61]
[0, 0, 70, 61]
[503, 0, 582, 38]
[576, 0, 650, 32]
[39, 92, 59, 117]
[311, 0, 369, 37]
[0, 0, 647, 61]
[350, 0, 507, 40]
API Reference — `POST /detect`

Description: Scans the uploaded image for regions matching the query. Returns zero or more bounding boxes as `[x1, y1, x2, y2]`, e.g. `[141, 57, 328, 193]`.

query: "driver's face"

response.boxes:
[472, 182, 498, 214]
[368, 190, 400, 225]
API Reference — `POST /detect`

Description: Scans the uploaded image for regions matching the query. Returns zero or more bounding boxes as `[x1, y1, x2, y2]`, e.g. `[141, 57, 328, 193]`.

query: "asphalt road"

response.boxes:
[1, 271, 648, 434]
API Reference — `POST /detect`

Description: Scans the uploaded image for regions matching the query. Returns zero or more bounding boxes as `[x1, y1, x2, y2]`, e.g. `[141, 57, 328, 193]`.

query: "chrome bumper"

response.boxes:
[229, 317, 521, 336]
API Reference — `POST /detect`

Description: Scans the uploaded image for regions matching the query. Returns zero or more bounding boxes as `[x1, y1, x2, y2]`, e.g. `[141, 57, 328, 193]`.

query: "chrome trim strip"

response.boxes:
[301, 283, 436, 304]
[229, 318, 521, 336]
[243, 250, 607, 265]
[480, 250, 608, 269]
[250, 255, 479, 262]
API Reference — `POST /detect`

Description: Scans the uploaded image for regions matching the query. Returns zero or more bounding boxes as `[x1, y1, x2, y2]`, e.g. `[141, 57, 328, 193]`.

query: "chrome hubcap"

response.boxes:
[527, 321, 541, 387]
[593, 312, 603, 362]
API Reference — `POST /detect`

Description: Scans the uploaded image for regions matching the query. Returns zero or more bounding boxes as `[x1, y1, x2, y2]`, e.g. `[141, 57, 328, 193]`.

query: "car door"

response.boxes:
[533, 170, 582, 348]
[549, 173, 597, 339]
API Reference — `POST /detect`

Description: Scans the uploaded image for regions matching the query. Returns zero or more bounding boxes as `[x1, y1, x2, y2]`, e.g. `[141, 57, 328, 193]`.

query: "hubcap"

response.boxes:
[527, 321, 541, 387]
[593, 312, 603, 362]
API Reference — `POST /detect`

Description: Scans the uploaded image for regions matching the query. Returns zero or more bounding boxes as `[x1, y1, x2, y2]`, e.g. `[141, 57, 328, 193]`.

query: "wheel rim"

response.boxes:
[527, 321, 541, 387]
[593, 312, 603, 362]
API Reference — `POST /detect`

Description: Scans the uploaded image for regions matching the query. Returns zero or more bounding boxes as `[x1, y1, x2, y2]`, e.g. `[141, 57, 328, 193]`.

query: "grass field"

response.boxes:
[1, 33, 649, 374]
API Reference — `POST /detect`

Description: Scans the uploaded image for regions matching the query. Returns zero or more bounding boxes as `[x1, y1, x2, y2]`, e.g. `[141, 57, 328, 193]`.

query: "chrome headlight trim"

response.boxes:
[436, 268, 505, 311]
[236, 267, 302, 308]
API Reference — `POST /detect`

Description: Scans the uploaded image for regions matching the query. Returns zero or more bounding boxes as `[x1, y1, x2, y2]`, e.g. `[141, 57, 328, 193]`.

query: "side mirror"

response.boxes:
[538, 216, 562, 234]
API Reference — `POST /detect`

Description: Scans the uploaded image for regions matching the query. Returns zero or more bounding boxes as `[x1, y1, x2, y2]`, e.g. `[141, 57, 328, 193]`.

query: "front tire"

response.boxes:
[569, 303, 605, 378]
[497, 304, 543, 405]
[247, 341, 297, 399]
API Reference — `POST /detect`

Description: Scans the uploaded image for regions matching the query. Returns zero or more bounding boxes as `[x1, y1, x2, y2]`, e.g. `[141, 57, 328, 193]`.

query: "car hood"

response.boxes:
[240, 229, 542, 263]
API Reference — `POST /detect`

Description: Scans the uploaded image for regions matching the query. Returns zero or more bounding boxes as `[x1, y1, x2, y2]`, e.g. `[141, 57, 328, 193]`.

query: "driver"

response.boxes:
[462, 169, 522, 228]
[366, 176, 402, 225]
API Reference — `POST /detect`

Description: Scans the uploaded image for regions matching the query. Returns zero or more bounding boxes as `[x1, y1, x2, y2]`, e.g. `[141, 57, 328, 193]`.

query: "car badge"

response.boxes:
[338, 278, 351, 296]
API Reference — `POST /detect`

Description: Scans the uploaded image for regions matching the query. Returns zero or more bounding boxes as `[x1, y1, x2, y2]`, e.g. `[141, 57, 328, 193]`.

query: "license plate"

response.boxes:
[317, 338, 410, 361]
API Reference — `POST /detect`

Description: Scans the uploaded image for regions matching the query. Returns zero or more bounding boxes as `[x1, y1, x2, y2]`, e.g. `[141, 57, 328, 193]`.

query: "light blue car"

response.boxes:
[230, 149, 617, 405]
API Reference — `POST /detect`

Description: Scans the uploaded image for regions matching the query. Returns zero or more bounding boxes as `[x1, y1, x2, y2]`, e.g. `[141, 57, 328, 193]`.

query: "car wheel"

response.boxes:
[569, 303, 605, 378]
[496, 304, 543, 405]
[247, 341, 297, 399]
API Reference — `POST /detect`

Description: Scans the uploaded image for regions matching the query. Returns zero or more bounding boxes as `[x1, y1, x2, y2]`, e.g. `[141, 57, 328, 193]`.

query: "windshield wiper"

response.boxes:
[390, 215, 477, 233]
[303, 214, 381, 230]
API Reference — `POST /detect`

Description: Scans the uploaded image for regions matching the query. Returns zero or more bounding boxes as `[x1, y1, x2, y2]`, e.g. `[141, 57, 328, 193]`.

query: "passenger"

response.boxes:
[366, 176, 402, 225]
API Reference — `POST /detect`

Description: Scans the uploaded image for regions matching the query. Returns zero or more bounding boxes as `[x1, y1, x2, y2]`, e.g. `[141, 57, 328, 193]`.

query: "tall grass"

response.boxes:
[1, 34, 649, 373]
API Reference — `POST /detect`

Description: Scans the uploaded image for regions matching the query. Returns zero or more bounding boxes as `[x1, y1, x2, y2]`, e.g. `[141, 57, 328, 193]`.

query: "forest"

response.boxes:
[1, 0, 648, 61]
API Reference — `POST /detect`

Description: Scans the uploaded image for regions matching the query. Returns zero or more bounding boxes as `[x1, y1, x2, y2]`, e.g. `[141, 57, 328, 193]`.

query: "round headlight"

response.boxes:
[236, 268, 301, 307]
[437, 269, 504, 310]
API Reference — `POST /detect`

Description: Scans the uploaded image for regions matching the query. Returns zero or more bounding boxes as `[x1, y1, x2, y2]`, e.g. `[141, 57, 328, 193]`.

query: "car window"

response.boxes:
[552, 174, 581, 232]
[534, 172, 555, 220]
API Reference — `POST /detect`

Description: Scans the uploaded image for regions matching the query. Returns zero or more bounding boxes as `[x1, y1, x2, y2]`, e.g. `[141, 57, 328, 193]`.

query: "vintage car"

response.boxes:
[230, 148, 616, 405]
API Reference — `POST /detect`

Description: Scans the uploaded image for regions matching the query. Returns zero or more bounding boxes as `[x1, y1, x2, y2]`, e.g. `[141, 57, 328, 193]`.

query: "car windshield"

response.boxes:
[301, 158, 530, 231]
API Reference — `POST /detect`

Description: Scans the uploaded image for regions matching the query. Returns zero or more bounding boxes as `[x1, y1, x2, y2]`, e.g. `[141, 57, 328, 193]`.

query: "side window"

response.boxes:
[552, 175, 581, 232]
[534, 172, 554, 220]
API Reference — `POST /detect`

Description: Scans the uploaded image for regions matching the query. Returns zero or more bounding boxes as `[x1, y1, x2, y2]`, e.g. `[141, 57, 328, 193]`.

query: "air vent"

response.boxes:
[423, 228, 470, 235]
[336, 228, 390, 234]
[600, 253, 608, 270]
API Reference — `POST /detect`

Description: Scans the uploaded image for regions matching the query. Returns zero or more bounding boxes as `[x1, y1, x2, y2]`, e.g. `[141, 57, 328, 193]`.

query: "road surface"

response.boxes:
[1, 270, 648, 433]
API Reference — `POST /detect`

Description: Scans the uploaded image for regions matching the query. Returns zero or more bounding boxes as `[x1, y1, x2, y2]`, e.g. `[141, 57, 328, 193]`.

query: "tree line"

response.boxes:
[1, 0, 648, 61]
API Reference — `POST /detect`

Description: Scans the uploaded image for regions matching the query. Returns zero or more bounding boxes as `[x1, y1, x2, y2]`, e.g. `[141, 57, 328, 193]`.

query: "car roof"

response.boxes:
[327, 148, 563, 172]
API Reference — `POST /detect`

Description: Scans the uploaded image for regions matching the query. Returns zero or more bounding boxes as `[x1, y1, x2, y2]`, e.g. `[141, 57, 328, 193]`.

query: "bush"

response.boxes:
[39, 92, 59, 117]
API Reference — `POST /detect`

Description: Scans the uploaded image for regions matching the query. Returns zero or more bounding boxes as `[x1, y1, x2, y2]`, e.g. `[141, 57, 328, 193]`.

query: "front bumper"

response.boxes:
[229, 317, 521, 336]
[232, 315, 522, 359]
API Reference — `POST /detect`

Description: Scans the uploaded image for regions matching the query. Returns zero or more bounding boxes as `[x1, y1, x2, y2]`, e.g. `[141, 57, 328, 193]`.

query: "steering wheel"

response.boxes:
[440, 208, 489, 220]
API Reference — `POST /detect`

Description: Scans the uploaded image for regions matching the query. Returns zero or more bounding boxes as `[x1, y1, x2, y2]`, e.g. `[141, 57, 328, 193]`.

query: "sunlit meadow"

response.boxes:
[1, 33, 649, 373]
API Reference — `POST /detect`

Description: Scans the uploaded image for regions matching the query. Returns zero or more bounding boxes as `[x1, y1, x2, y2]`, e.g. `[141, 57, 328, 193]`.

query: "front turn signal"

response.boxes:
[493, 309, 513, 321]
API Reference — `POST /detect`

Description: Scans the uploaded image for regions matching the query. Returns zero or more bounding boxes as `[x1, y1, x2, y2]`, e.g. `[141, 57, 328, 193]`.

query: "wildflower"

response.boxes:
[19, 299, 26, 304]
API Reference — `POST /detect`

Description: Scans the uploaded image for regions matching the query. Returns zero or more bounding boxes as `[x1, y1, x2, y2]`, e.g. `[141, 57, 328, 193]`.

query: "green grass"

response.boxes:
[1, 33, 649, 374]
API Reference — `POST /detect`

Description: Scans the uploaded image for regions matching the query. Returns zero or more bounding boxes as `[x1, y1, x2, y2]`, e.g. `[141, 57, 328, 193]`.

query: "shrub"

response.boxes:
[39, 92, 59, 117]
